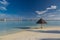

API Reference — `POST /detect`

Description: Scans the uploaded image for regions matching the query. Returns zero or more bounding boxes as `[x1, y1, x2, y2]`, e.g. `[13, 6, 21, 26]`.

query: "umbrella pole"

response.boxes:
[41, 24, 43, 29]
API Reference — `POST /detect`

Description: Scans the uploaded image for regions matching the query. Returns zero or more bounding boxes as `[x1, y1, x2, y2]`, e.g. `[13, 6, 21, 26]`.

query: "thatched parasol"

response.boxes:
[37, 18, 47, 29]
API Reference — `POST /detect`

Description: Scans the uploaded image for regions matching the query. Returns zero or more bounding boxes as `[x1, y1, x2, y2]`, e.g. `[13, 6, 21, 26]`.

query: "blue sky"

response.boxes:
[0, 0, 60, 20]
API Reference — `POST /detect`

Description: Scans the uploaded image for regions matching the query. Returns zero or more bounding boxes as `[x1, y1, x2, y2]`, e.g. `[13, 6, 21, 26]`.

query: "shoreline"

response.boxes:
[0, 27, 60, 36]
[0, 27, 60, 40]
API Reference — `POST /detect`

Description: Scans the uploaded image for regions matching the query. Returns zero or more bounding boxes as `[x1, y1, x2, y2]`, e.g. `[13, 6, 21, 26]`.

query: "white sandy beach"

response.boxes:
[0, 27, 60, 40]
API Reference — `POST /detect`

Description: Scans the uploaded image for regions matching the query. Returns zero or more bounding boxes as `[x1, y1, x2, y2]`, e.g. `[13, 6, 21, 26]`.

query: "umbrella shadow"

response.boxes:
[27, 30, 60, 34]
[41, 38, 60, 40]
[39, 30, 60, 34]
[14, 27, 30, 29]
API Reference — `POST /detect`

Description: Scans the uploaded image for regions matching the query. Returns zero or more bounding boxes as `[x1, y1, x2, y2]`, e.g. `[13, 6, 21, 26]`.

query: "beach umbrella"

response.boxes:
[37, 18, 47, 29]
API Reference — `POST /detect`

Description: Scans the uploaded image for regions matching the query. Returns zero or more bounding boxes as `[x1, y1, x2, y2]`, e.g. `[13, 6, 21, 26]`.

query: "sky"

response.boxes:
[0, 0, 60, 20]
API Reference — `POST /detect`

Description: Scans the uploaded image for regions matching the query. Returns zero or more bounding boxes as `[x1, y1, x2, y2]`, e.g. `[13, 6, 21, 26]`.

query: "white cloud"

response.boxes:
[0, 6, 7, 10]
[35, 5, 58, 20]
[0, 0, 9, 11]
[0, 13, 20, 19]
[47, 5, 57, 10]
[54, 17, 60, 20]
[0, 14, 5, 16]
[48, 17, 60, 20]
[35, 5, 57, 15]
[35, 10, 47, 14]
[46, 11, 60, 20]
[0, 0, 9, 6]
[48, 15, 55, 17]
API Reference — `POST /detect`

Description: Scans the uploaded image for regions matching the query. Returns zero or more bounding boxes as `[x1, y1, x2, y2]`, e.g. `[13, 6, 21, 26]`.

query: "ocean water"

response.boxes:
[0, 21, 60, 36]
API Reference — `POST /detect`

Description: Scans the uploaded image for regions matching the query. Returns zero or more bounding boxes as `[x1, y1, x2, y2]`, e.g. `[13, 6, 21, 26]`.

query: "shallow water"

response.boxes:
[0, 21, 60, 36]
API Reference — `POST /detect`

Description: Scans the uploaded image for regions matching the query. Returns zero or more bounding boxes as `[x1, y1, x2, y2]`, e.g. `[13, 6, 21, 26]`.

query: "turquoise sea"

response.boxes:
[0, 20, 60, 36]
